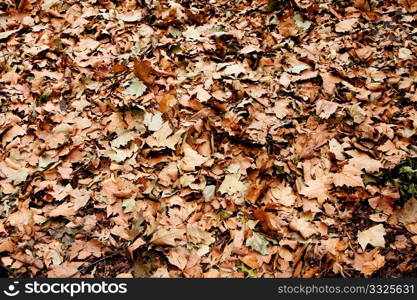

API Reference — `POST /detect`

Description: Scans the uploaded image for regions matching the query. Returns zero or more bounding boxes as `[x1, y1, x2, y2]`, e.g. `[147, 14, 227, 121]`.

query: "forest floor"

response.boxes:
[0, 0, 417, 278]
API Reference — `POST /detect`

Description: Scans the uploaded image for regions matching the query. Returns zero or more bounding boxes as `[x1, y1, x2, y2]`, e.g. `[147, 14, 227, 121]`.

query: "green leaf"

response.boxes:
[237, 263, 257, 278]
[125, 78, 147, 97]
[268, 0, 285, 12]
[246, 232, 269, 255]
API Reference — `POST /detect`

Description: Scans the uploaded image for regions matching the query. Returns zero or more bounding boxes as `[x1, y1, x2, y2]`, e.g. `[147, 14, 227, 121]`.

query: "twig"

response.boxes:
[68, 253, 119, 278]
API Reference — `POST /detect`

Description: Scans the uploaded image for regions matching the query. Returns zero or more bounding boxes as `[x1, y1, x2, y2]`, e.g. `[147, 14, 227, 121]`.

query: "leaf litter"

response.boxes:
[0, 0, 417, 278]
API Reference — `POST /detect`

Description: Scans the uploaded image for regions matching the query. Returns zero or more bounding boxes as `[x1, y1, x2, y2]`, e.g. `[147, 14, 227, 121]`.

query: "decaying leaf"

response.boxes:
[47, 262, 83, 278]
[289, 218, 317, 239]
[316, 100, 339, 119]
[299, 178, 330, 204]
[270, 183, 296, 207]
[179, 145, 209, 171]
[133, 59, 155, 85]
[246, 232, 270, 255]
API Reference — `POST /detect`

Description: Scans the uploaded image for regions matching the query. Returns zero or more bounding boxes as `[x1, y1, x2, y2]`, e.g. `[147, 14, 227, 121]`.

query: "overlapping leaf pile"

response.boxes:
[0, 0, 416, 278]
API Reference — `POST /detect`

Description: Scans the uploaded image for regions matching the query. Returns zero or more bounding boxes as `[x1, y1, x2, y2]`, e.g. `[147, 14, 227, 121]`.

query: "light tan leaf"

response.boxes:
[0, 29, 19, 40]
[49, 203, 76, 218]
[289, 218, 317, 239]
[270, 183, 296, 207]
[357, 224, 386, 250]
[179, 144, 209, 171]
[347, 153, 383, 173]
[299, 177, 330, 204]
[223, 63, 246, 77]
[320, 72, 343, 95]
[398, 48, 412, 60]
[335, 18, 358, 33]
[203, 185, 216, 202]
[316, 100, 339, 119]
[47, 261, 83, 278]
[332, 165, 364, 187]
[145, 122, 184, 150]
[218, 174, 248, 196]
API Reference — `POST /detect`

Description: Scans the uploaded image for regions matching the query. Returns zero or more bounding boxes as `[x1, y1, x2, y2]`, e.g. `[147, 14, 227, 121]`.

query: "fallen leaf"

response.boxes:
[316, 100, 339, 119]
[145, 122, 184, 150]
[289, 218, 317, 239]
[47, 261, 83, 278]
[179, 144, 209, 171]
[299, 177, 330, 204]
[133, 59, 155, 85]
[218, 174, 248, 197]
[151, 228, 186, 246]
[125, 78, 147, 97]
[335, 18, 358, 33]
[0, 29, 19, 40]
[357, 224, 386, 250]
[396, 198, 417, 225]
[246, 232, 270, 255]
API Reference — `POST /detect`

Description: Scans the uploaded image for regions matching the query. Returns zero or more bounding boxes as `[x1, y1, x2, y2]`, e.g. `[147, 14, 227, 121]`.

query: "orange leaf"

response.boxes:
[158, 92, 177, 113]
[133, 59, 155, 85]
[112, 63, 129, 73]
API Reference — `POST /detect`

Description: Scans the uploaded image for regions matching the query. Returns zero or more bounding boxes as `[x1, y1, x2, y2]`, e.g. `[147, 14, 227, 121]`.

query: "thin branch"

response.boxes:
[68, 253, 119, 278]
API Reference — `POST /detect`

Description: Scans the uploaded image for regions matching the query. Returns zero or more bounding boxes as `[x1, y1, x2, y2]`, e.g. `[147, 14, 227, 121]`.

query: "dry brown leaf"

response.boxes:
[47, 261, 83, 278]
[361, 253, 385, 276]
[289, 218, 317, 239]
[179, 144, 209, 171]
[151, 227, 186, 246]
[133, 59, 156, 85]
[299, 177, 330, 204]
[335, 18, 358, 33]
[396, 198, 417, 225]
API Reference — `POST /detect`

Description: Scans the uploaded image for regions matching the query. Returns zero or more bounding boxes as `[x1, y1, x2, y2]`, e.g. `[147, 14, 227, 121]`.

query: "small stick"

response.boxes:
[68, 253, 119, 278]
